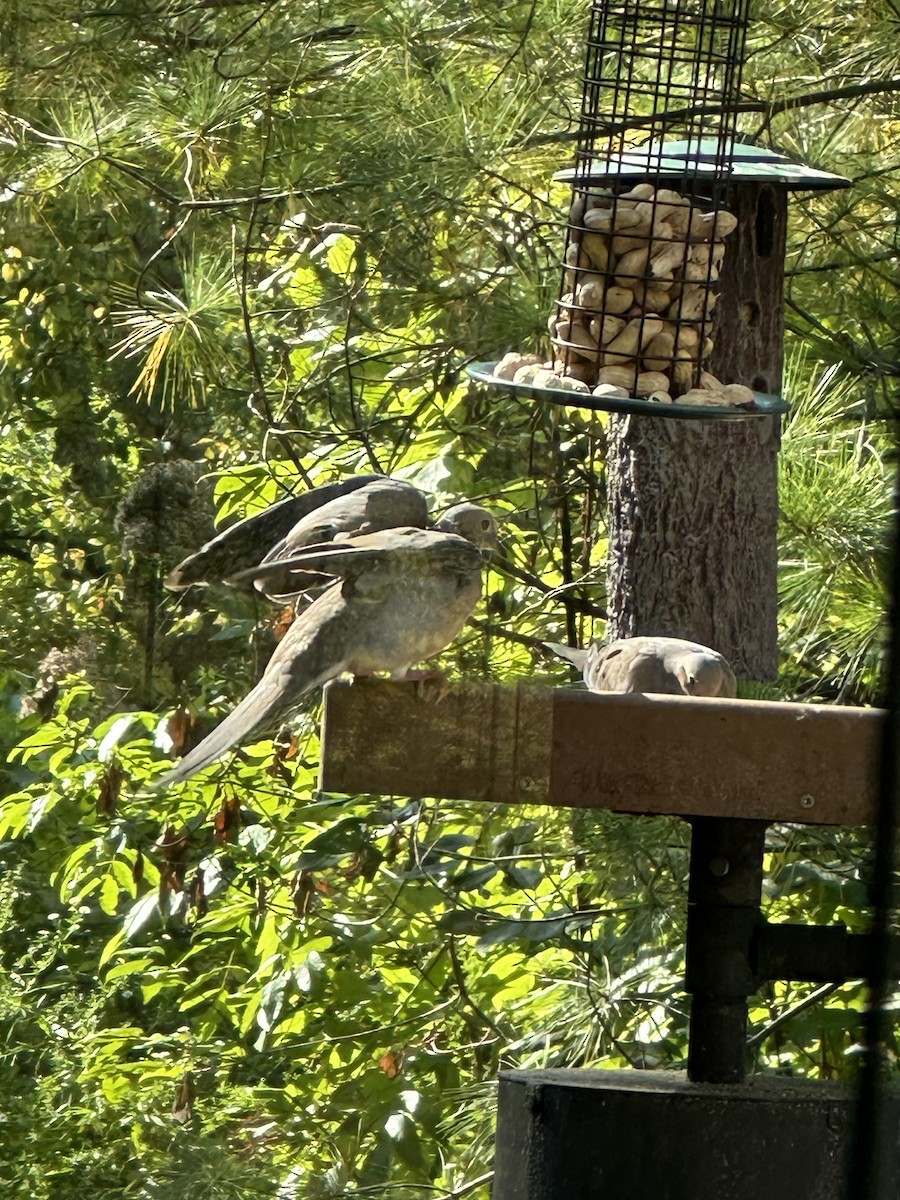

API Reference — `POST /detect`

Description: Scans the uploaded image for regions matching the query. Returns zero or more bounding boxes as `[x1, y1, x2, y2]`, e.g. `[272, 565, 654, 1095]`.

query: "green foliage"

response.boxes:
[779, 356, 892, 702]
[1, 0, 899, 1195]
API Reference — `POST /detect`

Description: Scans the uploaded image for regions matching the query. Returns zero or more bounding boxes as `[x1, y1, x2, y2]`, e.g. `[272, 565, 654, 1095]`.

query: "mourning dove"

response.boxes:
[156, 506, 498, 787]
[166, 475, 483, 602]
[245, 477, 430, 601]
[547, 635, 737, 697]
[165, 473, 383, 590]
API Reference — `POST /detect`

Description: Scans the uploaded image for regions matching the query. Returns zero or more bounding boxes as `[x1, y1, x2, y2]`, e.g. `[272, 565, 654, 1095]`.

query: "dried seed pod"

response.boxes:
[667, 286, 707, 321]
[586, 191, 616, 210]
[599, 364, 640, 390]
[494, 352, 543, 381]
[672, 324, 700, 352]
[678, 387, 732, 407]
[576, 278, 606, 310]
[723, 384, 757, 406]
[633, 200, 681, 237]
[592, 382, 630, 398]
[564, 359, 597, 384]
[582, 233, 611, 272]
[632, 283, 673, 312]
[600, 285, 634, 314]
[641, 329, 677, 372]
[531, 368, 564, 389]
[618, 183, 656, 202]
[649, 241, 690, 279]
[551, 375, 591, 393]
[700, 370, 725, 391]
[688, 209, 738, 242]
[672, 351, 699, 394]
[512, 363, 546, 385]
[634, 370, 672, 396]
[648, 391, 673, 404]
[569, 195, 586, 226]
[653, 190, 693, 233]
[565, 241, 589, 267]
[552, 320, 600, 362]
[682, 260, 720, 284]
[612, 220, 653, 256]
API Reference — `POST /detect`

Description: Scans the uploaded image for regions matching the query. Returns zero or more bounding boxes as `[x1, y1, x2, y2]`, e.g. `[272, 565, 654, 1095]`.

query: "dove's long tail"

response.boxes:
[545, 641, 589, 672]
[155, 591, 348, 788]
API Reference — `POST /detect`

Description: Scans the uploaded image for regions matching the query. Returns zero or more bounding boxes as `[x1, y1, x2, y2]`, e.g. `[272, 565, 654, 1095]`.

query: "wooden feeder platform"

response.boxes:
[320, 679, 879, 827]
[320, 680, 899, 1200]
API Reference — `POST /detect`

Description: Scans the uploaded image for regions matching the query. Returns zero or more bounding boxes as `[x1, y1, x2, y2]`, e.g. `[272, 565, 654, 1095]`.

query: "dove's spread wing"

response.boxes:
[246, 480, 430, 598]
[156, 521, 490, 787]
[165, 473, 381, 590]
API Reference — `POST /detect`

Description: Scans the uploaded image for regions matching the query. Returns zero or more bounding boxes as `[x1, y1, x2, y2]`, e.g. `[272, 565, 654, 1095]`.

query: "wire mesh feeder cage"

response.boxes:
[470, 0, 789, 420]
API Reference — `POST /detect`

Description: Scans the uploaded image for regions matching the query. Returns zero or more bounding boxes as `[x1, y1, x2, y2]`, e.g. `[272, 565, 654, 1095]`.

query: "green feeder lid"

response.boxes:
[556, 139, 850, 191]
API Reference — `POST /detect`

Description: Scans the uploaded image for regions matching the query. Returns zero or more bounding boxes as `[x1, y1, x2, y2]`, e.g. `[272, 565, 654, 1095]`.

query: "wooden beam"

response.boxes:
[320, 680, 882, 826]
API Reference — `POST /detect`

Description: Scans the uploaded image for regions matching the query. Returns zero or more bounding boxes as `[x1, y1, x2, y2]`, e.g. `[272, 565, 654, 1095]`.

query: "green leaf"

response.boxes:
[122, 893, 159, 940]
[323, 233, 356, 280]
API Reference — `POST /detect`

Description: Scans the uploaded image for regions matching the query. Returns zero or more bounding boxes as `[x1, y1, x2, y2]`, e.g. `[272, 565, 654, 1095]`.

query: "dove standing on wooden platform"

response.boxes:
[548, 636, 737, 697]
[156, 506, 498, 787]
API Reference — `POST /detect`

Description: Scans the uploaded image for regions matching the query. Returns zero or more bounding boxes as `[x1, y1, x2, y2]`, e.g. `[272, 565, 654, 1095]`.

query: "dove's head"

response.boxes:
[675, 652, 726, 697]
[436, 503, 499, 552]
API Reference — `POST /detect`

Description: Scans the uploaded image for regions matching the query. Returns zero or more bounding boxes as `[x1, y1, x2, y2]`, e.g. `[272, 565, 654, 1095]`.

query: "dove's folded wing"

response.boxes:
[585, 636, 737, 696]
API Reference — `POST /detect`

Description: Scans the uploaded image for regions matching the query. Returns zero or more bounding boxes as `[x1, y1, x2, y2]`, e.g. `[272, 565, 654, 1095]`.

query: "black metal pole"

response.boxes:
[686, 816, 767, 1083]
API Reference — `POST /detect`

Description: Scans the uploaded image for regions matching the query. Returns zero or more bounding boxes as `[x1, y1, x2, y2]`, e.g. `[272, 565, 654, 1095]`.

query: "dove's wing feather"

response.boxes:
[258, 480, 429, 566]
[586, 642, 678, 694]
[246, 483, 430, 598]
[249, 527, 480, 589]
[156, 585, 353, 786]
[165, 474, 381, 590]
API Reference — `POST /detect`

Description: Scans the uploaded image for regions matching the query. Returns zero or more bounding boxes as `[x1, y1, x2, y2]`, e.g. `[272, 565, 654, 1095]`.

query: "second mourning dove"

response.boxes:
[547, 636, 737, 697]
[156, 505, 498, 787]
[244, 478, 430, 601]
[165, 473, 383, 590]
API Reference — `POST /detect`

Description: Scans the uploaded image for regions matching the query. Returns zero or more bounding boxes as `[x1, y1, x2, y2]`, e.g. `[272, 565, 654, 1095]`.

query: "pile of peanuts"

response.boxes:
[492, 183, 756, 409]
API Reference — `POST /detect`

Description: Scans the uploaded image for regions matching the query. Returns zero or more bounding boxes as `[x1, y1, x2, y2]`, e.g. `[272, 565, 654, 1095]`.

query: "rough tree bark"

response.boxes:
[606, 183, 787, 679]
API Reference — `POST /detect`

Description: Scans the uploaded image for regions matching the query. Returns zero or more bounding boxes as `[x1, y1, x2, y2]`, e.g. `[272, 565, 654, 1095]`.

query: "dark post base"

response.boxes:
[494, 1069, 900, 1200]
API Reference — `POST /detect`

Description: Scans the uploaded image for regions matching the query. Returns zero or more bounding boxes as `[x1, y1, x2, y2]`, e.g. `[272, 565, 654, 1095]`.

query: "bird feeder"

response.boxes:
[469, 0, 847, 420]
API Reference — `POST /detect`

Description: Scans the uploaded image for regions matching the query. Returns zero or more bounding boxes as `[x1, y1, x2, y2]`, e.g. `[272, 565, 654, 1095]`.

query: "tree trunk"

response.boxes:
[605, 183, 788, 680]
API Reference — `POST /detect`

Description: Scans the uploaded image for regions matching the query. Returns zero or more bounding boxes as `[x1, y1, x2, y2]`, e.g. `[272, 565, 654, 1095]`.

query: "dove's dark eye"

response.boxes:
[481, 518, 491, 530]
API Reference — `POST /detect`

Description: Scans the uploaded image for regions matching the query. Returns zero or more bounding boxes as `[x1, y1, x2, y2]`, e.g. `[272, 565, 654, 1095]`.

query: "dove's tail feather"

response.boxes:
[545, 641, 589, 671]
[155, 598, 348, 788]
[153, 683, 291, 788]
